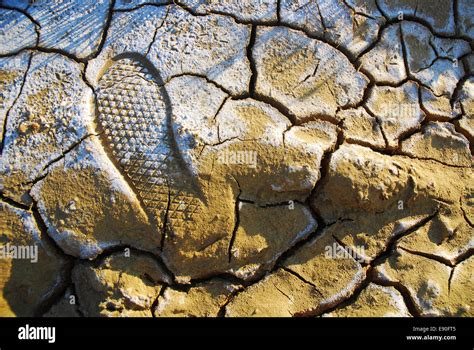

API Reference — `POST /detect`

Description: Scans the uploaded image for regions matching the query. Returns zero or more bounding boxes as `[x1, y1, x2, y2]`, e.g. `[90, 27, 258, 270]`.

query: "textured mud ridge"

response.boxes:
[0, 0, 472, 317]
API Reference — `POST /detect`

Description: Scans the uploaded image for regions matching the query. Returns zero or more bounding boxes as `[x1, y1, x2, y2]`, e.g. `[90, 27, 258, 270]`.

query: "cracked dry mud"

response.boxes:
[0, 0, 472, 318]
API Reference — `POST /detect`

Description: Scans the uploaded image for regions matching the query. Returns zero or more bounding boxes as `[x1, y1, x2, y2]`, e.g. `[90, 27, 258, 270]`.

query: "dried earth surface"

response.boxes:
[0, 0, 472, 317]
